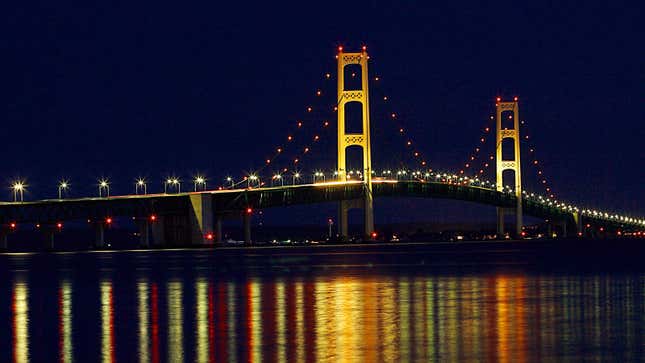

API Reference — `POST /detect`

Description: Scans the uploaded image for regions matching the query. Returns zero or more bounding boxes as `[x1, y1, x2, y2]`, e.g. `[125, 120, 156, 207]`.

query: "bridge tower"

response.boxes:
[495, 98, 523, 237]
[336, 47, 374, 238]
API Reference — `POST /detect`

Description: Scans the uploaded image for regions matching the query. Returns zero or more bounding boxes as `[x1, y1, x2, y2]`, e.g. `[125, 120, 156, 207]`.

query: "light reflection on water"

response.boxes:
[1, 258, 644, 362]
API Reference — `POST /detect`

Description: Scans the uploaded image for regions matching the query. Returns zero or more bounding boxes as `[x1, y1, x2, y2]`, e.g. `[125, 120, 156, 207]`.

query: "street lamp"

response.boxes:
[12, 181, 25, 202]
[135, 178, 147, 195]
[272, 174, 283, 186]
[98, 179, 110, 197]
[165, 178, 181, 193]
[314, 171, 325, 183]
[247, 174, 259, 188]
[58, 180, 70, 199]
[225, 176, 234, 188]
[194, 176, 206, 191]
[292, 172, 301, 185]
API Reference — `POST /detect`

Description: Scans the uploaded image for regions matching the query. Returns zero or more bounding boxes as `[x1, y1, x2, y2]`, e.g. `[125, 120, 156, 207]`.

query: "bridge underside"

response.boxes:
[0, 182, 639, 246]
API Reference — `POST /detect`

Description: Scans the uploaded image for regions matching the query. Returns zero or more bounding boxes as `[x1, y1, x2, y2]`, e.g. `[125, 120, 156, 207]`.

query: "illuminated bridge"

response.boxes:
[1, 47, 643, 248]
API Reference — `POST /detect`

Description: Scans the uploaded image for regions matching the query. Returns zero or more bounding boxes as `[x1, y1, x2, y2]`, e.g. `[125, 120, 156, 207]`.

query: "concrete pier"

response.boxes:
[95, 223, 105, 248]
[216, 216, 223, 243]
[189, 194, 214, 245]
[138, 219, 150, 248]
[243, 212, 252, 245]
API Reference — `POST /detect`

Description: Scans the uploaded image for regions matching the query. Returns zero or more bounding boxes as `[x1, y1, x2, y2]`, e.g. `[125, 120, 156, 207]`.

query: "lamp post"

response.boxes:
[164, 178, 180, 193]
[314, 171, 325, 183]
[248, 175, 259, 188]
[194, 176, 206, 192]
[58, 180, 69, 199]
[272, 174, 283, 187]
[292, 172, 301, 185]
[12, 181, 25, 202]
[98, 179, 110, 198]
[173, 178, 181, 193]
[225, 176, 234, 189]
[135, 178, 147, 195]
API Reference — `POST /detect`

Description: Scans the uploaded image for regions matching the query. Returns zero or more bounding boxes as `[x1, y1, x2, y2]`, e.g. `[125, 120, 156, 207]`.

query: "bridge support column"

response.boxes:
[336, 47, 375, 240]
[497, 208, 505, 237]
[243, 212, 252, 245]
[573, 212, 582, 237]
[495, 98, 523, 238]
[95, 223, 105, 248]
[189, 194, 214, 245]
[151, 216, 165, 247]
[138, 219, 150, 248]
[47, 231, 55, 250]
[216, 216, 223, 244]
[338, 201, 349, 239]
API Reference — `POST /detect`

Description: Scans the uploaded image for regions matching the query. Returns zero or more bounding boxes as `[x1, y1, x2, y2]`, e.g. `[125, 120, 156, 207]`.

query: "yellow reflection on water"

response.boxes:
[294, 281, 305, 363]
[13, 280, 29, 363]
[167, 280, 184, 362]
[227, 282, 237, 363]
[100, 280, 115, 363]
[379, 278, 397, 362]
[137, 280, 149, 363]
[249, 279, 262, 363]
[275, 280, 286, 363]
[195, 278, 210, 363]
[59, 280, 73, 363]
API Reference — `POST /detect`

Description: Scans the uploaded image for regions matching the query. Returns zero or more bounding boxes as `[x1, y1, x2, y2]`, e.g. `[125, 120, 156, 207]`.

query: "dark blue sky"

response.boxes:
[2, 2, 643, 222]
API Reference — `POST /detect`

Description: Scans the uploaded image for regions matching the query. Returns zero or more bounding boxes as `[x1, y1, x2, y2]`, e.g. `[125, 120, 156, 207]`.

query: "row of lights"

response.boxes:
[7, 168, 644, 227]
[371, 74, 431, 170]
[8, 175, 210, 201]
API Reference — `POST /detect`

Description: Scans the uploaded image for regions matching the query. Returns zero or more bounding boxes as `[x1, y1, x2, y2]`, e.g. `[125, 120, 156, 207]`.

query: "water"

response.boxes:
[0, 248, 643, 362]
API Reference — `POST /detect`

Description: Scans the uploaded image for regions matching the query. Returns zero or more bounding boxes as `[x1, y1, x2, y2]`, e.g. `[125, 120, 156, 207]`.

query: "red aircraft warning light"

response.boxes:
[57, 223, 63, 229]
[206, 233, 214, 241]
[246, 207, 253, 214]
[150, 214, 157, 222]
[106, 217, 113, 224]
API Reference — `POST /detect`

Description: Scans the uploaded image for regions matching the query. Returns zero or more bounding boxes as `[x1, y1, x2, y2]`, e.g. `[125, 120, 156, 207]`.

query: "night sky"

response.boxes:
[2, 2, 643, 225]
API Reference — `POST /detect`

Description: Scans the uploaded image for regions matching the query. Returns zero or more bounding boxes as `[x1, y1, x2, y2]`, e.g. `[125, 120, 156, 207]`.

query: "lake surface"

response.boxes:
[0, 247, 643, 362]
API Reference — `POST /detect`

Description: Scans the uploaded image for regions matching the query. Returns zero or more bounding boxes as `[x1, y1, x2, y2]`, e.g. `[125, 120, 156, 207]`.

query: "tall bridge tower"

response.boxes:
[336, 47, 374, 238]
[496, 98, 523, 236]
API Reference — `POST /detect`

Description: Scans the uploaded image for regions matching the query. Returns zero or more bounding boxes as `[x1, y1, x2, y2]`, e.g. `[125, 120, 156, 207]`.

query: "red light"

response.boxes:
[57, 223, 63, 229]
[150, 215, 157, 222]
[10, 223, 16, 229]
[578, 232, 583, 236]
[496, 97, 501, 102]
[362, 45, 367, 51]
[599, 227, 604, 232]
[338, 46, 343, 52]
[106, 217, 112, 224]
[514, 96, 518, 101]
[206, 233, 214, 240]
[371, 232, 378, 239]
[246, 207, 253, 214]
[36, 224, 40, 228]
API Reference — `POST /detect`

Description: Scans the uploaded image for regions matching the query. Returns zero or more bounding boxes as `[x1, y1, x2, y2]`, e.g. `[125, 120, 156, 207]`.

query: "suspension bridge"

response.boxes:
[1, 47, 643, 249]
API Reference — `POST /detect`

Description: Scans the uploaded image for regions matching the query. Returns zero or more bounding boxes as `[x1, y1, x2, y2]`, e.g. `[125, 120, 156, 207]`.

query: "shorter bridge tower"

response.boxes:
[336, 47, 374, 238]
[496, 98, 523, 236]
